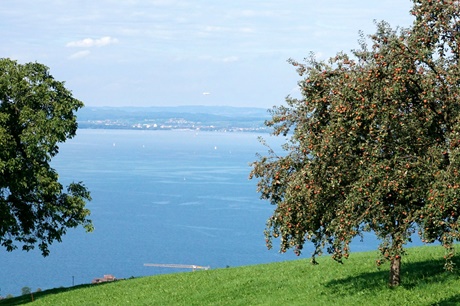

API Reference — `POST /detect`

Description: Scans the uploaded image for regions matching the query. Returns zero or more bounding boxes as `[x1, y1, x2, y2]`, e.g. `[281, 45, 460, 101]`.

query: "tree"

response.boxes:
[0, 58, 92, 257]
[21, 286, 31, 296]
[250, 0, 460, 287]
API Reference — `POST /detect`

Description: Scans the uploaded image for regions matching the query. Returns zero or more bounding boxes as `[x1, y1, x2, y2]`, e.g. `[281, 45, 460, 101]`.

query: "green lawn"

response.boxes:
[2, 245, 460, 305]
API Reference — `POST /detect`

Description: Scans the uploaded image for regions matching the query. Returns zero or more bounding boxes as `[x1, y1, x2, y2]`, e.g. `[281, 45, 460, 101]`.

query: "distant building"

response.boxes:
[92, 274, 117, 284]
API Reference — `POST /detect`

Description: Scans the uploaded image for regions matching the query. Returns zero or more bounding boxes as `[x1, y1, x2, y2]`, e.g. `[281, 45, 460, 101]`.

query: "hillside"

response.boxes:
[2, 245, 460, 305]
[76, 106, 272, 132]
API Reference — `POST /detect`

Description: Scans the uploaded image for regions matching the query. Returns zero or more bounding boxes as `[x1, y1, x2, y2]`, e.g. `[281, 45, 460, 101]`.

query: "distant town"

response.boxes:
[77, 106, 272, 132]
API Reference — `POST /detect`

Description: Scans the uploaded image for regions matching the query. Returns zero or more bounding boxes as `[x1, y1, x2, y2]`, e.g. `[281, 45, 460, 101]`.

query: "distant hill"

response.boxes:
[76, 105, 272, 132]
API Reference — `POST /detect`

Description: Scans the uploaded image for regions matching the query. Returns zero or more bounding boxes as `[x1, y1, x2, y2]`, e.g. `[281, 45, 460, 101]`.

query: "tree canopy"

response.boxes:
[0, 58, 92, 257]
[250, 0, 460, 286]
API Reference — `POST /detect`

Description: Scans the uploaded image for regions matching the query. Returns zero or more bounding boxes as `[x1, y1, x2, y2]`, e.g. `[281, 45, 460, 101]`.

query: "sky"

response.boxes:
[1, 1, 415, 108]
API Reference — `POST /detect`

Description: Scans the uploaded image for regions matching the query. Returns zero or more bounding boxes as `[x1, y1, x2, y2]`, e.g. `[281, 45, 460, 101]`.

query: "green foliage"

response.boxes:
[2, 246, 460, 305]
[250, 0, 460, 286]
[21, 287, 31, 296]
[0, 58, 92, 257]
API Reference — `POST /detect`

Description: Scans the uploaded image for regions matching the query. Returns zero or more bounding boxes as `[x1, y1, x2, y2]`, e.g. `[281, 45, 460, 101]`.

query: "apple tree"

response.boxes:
[250, 0, 460, 287]
[0, 58, 92, 257]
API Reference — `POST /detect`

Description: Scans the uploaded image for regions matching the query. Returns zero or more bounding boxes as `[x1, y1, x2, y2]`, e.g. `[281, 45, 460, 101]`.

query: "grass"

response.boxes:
[2, 245, 460, 305]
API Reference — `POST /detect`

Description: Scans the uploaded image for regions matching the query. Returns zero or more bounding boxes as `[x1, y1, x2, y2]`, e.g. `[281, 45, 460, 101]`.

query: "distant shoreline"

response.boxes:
[77, 105, 271, 133]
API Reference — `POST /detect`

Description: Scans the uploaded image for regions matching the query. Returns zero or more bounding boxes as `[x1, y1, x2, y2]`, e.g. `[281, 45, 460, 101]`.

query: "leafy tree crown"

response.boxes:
[250, 0, 460, 286]
[0, 58, 92, 256]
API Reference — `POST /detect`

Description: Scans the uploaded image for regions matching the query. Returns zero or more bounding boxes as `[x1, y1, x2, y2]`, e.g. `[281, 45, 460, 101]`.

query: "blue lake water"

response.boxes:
[0, 129, 418, 296]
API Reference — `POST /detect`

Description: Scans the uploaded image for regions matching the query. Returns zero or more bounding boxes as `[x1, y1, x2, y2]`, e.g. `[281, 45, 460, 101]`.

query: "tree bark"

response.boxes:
[389, 256, 401, 287]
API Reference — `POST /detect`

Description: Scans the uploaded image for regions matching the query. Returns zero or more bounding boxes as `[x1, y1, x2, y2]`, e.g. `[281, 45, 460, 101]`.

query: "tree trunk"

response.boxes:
[389, 256, 401, 287]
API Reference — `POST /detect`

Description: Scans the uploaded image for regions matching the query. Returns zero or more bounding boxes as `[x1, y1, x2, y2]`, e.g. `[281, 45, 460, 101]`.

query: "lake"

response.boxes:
[0, 129, 400, 296]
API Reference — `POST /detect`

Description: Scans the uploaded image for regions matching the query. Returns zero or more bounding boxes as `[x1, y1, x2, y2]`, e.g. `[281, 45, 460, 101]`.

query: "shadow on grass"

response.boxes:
[432, 294, 460, 306]
[0, 280, 126, 306]
[325, 256, 460, 292]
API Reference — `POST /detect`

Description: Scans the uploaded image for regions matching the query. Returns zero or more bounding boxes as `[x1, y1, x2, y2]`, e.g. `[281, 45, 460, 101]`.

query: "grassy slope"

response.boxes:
[3, 245, 460, 306]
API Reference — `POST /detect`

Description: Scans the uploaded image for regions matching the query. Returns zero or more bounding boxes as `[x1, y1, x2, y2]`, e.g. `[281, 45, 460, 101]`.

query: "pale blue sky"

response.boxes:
[2, 1, 414, 108]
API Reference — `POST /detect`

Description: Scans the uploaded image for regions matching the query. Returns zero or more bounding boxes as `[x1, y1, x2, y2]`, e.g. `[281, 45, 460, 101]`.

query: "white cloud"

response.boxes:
[222, 56, 239, 63]
[204, 26, 224, 32]
[196, 55, 240, 63]
[66, 36, 119, 48]
[237, 9, 277, 18]
[239, 27, 255, 34]
[69, 50, 91, 59]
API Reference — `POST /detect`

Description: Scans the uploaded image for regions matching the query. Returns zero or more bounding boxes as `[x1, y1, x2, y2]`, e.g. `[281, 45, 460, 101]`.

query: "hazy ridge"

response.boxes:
[77, 106, 272, 132]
